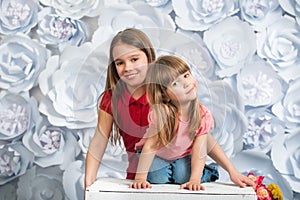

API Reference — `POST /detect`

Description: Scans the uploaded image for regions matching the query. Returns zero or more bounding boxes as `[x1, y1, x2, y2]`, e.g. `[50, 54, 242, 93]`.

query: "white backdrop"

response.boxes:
[0, 0, 299, 199]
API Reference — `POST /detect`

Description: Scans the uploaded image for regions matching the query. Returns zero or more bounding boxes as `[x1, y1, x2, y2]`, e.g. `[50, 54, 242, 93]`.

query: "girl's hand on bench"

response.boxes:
[129, 179, 152, 189]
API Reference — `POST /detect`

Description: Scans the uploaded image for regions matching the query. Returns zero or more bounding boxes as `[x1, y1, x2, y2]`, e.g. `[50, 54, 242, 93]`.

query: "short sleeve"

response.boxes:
[99, 90, 112, 115]
[195, 105, 214, 137]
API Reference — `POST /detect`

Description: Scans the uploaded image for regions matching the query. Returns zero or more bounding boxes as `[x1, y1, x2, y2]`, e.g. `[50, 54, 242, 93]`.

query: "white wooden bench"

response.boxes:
[85, 178, 256, 200]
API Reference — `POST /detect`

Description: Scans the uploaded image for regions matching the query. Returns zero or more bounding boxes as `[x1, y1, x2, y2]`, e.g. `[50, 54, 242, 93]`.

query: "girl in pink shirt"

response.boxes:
[130, 55, 252, 191]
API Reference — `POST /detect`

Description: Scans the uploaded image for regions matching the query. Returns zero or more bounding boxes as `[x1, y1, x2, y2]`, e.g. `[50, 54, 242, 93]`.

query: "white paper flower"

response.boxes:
[0, 91, 40, 141]
[0, 33, 50, 93]
[0, 142, 34, 185]
[22, 115, 81, 170]
[38, 42, 108, 129]
[256, 16, 300, 82]
[96, 1, 175, 36]
[237, 58, 284, 107]
[172, 0, 239, 31]
[198, 79, 247, 157]
[279, 0, 300, 25]
[243, 108, 285, 153]
[272, 78, 300, 130]
[239, 0, 283, 31]
[39, 0, 104, 19]
[37, 7, 88, 51]
[203, 16, 256, 77]
[271, 131, 300, 193]
[0, 0, 39, 34]
[17, 165, 64, 200]
[218, 150, 293, 200]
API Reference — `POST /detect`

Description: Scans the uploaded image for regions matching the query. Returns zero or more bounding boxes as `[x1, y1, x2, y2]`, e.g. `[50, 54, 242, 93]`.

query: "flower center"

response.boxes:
[246, 113, 273, 148]
[40, 189, 54, 200]
[50, 17, 75, 40]
[5, 1, 30, 26]
[0, 103, 29, 136]
[201, 0, 224, 13]
[242, 72, 273, 104]
[243, 0, 267, 19]
[39, 127, 62, 154]
[0, 146, 21, 177]
[221, 40, 241, 59]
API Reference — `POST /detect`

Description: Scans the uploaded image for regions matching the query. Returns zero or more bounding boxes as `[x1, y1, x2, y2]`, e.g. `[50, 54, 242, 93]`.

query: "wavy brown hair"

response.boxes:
[146, 55, 202, 146]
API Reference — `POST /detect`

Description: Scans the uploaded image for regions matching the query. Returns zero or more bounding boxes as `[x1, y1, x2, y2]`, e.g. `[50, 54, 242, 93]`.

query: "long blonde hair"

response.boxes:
[146, 55, 201, 146]
[101, 28, 156, 144]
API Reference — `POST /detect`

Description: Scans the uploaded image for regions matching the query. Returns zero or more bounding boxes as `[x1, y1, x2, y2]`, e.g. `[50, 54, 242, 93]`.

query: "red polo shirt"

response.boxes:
[99, 86, 149, 179]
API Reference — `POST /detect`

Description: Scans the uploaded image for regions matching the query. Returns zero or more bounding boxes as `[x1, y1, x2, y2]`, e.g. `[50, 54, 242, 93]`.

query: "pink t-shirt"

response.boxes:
[135, 104, 214, 161]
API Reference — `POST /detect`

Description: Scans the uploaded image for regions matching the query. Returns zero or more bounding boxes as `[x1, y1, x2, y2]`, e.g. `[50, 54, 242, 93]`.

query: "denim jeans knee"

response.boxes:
[172, 156, 191, 184]
[147, 156, 172, 184]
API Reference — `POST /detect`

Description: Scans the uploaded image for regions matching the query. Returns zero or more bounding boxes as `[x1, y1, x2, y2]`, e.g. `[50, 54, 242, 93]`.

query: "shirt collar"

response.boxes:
[121, 85, 148, 106]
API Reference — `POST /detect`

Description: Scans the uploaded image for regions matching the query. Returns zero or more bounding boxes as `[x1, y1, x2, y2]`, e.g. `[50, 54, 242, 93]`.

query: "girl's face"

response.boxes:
[112, 43, 148, 92]
[166, 71, 198, 105]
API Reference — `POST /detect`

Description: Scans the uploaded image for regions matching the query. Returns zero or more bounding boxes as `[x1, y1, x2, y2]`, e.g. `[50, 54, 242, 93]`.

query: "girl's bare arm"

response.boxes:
[181, 134, 207, 191]
[206, 133, 254, 187]
[129, 133, 159, 189]
[85, 109, 113, 188]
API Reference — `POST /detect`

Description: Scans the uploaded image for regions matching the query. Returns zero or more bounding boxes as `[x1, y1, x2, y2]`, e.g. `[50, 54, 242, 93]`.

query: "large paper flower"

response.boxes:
[172, 0, 239, 31]
[0, 33, 50, 93]
[22, 115, 81, 170]
[256, 16, 300, 82]
[271, 131, 300, 193]
[37, 7, 88, 51]
[0, 142, 34, 185]
[203, 16, 256, 77]
[236, 58, 284, 107]
[243, 108, 285, 153]
[17, 165, 64, 200]
[272, 78, 300, 130]
[0, 91, 39, 141]
[38, 42, 108, 129]
[239, 0, 283, 31]
[39, 0, 104, 19]
[0, 0, 39, 34]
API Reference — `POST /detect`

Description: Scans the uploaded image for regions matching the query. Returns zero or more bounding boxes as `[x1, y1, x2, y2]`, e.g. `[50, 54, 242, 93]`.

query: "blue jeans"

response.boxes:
[146, 155, 219, 184]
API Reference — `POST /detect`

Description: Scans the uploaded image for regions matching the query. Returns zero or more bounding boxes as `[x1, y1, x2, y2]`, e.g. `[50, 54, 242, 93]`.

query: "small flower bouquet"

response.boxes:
[247, 172, 283, 200]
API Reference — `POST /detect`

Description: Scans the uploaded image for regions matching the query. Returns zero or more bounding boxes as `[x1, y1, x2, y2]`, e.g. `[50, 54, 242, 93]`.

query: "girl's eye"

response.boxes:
[132, 58, 138, 62]
[172, 82, 177, 86]
[115, 61, 123, 66]
[184, 73, 190, 78]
